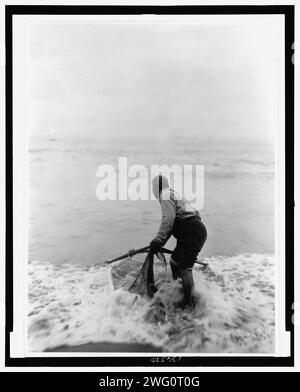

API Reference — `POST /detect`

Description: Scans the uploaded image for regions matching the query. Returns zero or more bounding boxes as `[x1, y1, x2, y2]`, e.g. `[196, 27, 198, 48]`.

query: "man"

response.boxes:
[149, 174, 207, 307]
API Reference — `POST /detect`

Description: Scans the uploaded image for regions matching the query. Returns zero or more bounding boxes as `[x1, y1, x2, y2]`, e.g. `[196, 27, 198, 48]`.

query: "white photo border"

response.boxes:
[5, 4, 294, 367]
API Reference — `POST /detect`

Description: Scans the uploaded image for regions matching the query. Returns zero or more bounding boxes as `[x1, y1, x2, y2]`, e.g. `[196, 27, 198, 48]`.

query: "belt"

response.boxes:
[175, 212, 201, 224]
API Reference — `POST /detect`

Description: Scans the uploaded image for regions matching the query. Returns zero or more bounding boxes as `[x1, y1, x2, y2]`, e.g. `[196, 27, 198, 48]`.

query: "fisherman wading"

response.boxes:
[150, 174, 207, 308]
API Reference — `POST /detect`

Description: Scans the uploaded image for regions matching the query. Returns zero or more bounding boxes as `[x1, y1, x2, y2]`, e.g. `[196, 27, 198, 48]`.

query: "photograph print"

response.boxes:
[7, 6, 294, 364]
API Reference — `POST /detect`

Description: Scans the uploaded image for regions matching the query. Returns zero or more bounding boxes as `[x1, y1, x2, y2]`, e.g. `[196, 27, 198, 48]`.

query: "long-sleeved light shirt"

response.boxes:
[153, 188, 199, 245]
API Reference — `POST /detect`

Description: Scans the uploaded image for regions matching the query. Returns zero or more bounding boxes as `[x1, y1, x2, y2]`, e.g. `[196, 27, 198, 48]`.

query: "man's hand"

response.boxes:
[149, 239, 162, 254]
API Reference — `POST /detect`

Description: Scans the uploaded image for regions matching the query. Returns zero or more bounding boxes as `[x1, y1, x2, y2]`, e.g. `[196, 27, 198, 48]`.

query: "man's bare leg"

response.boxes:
[171, 258, 197, 308]
[170, 256, 180, 280]
[179, 268, 196, 307]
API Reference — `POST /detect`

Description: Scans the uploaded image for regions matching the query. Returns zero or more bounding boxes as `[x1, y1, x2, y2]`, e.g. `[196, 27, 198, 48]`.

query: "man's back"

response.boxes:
[160, 188, 199, 221]
[154, 187, 199, 244]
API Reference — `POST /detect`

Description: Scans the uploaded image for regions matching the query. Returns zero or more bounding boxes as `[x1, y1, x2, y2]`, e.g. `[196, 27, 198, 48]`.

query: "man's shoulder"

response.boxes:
[160, 188, 176, 201]
[160, 188, 183, 202]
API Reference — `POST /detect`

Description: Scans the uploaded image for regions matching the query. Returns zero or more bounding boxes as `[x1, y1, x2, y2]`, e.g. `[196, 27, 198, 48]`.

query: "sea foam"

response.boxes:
[28, 253, 275, 353]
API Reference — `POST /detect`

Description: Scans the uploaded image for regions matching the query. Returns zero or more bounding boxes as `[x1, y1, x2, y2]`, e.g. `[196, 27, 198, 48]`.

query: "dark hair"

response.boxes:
[158, 174, 162, 195]
[152, 175, 169, 198]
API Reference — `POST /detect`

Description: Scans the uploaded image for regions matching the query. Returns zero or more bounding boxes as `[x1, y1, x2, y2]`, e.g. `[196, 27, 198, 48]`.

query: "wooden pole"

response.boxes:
[104, 246, 208, 268]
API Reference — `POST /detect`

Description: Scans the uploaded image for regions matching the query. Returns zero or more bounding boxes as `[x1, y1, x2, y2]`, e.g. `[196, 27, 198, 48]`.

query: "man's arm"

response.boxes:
[152, 197, 176, 246]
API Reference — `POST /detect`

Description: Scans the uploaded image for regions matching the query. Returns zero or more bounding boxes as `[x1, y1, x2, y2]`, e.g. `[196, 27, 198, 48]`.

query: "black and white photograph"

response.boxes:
[4, 4, 295, 368]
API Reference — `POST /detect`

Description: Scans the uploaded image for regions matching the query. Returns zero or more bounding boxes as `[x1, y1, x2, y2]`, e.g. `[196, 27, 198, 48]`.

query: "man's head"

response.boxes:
[152, 174, 169, 200]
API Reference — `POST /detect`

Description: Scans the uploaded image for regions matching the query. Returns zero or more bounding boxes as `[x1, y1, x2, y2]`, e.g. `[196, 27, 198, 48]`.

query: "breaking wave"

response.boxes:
[28, 253, 275, 353]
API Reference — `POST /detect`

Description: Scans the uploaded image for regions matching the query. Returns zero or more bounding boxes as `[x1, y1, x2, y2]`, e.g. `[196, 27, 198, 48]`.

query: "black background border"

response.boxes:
[5, 4, 294, 368]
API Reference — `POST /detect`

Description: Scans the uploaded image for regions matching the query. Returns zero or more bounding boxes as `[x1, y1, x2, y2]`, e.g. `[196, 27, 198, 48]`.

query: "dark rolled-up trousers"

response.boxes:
[171, 215, 207, 270]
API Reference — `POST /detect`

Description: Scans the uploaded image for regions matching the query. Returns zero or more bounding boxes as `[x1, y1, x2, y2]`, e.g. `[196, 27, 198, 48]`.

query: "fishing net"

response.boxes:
[128, 252, 158, 298]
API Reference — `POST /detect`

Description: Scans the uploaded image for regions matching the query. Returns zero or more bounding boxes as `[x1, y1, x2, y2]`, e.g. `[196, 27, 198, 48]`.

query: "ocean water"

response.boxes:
[29, 137, 274, 263]
[28, 253, 275, 353]
[28, 136, 275, 352]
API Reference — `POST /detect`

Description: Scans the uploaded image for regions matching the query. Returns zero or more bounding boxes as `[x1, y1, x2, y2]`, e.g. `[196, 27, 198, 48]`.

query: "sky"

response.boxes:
[27, 16, 283, 143]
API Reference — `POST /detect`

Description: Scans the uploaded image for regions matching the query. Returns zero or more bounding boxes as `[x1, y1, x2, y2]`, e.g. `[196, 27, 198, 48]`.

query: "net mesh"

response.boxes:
[128, 252, 157, 298]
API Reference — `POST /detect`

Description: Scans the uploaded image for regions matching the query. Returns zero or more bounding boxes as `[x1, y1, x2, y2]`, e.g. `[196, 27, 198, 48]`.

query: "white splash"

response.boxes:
[28, 253, 275, 353]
